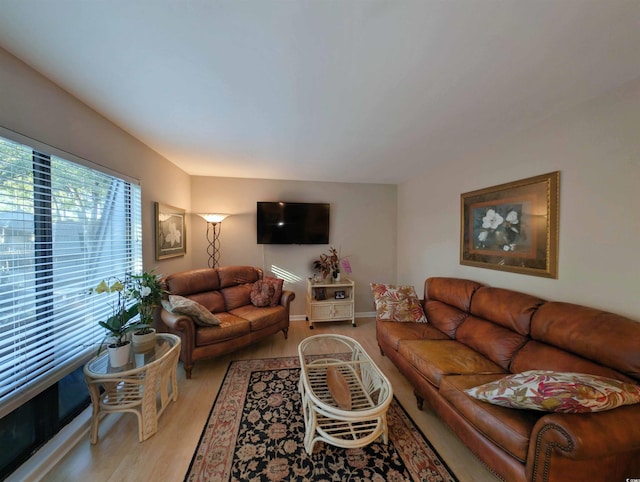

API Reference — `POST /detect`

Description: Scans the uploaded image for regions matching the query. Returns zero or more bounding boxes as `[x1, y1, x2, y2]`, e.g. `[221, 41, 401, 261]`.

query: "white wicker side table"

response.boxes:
[83, 333, 181, 443]
[298, 334, 393, 454]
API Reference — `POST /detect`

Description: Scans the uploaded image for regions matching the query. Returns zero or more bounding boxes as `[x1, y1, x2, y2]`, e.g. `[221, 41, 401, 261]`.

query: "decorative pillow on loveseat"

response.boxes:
[465, 370, 640, 413]
[162, 295, 221, 326]
[264, 276, 284, 306]
[370, 283, 428, 323]
[250, 280, 276, 307]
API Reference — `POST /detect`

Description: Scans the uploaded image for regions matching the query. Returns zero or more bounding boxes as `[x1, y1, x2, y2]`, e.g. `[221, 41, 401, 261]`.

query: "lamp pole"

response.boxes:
[198, 213, 230, 268]
[206, 221, 222, 268]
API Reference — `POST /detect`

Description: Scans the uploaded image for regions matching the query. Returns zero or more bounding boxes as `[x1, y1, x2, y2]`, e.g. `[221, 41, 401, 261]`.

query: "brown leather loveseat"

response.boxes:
[377, 277, 640, 482]
[157, 266, 294, 378]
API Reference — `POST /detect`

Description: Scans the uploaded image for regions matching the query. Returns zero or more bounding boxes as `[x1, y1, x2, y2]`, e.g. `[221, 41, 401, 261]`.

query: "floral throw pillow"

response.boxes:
[465, 370, 640, 413]
[163, 295, 221, 326]
[263, 276, 284, 307]
[250, 280, 276, 307]
[370, 283, 427, 323]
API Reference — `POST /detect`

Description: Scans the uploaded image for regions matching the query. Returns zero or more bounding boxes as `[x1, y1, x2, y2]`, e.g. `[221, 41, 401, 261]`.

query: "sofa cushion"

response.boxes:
[264, 276, 284, 306]
[195, 312, 251, 345]
[424, 277, 484, 312]
[510, 341, 637, 383]
[397, 339, 506, 387]
[469, 287, 544, 336]
[376, 320, 449, 352]
[370, 283, 427, 323]
[455, 316, 528, 371]
[531, 302, 640, 381]
[229, 305, 286, 332]
[163, 295, 221, 326]
[221, 283, 254, 310]
[440, 374, 540, 463]
[250, 280, 275, 307]
[164, 268, 220, 296]
[217, 265, 260, 288]
[423, 300, 469, 338]
[465, 370, 640, 413]
[187, 290, 226, 314]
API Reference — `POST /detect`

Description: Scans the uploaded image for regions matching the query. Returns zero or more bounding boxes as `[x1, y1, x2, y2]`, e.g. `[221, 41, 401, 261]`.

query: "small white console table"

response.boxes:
[305, 278, 355, 328]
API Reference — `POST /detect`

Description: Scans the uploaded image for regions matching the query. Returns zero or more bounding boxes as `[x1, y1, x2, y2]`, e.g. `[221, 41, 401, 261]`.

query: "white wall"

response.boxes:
[0, 47, 193, 275]
[398, 78, 640, 319]
[190, 176, 397, 316]
[6, 42, 635, 321]
[0, 46, 398, 318]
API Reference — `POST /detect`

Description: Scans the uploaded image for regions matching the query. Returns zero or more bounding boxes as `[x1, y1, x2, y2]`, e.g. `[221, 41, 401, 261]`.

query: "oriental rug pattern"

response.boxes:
[184, 356, 457, 482]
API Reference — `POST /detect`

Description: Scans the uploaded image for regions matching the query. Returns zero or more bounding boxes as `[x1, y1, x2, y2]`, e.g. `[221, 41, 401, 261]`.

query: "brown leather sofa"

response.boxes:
[157, 266, 294, 378]
[377, 277, 640, 482]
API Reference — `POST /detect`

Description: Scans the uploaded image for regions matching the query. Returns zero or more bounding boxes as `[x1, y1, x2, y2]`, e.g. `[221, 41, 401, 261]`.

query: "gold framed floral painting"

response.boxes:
[460, 171, 559, 278]
[155, 202, 186, 260]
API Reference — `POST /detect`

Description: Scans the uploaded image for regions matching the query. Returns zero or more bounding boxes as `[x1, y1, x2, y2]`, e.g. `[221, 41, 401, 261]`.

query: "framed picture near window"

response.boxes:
[155, 202, 187, 260]
[460, 172, 559, 278]
[334, 290, 346, 300]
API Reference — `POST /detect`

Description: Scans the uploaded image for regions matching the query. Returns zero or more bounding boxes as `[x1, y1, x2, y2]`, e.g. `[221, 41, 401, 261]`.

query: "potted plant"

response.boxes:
[129, 271, 165, 352]
[313, 247, 351, 282]
[91, 277, 146, 367]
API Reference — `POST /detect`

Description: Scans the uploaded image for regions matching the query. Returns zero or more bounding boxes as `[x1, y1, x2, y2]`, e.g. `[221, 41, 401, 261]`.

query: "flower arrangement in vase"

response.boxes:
[313, 246, 352, 282]
[91, 271, 165, 364]
[129, 271, 165, 351]
[129, 271, 164, 330]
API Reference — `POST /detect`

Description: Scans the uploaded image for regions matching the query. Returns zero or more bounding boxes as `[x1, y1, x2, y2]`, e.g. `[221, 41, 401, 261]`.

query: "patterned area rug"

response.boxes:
[184, 356, 458, 482]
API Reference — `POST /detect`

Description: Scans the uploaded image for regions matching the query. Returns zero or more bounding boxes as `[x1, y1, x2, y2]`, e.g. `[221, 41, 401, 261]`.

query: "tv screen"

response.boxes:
[257, 202, 330, 244]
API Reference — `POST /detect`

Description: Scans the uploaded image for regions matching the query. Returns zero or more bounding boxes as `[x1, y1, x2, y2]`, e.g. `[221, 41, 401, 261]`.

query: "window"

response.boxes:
[0, 131, 142, 418]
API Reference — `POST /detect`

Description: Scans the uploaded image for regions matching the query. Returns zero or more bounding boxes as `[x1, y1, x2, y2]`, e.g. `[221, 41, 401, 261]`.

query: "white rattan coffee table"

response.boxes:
[298, 334, 393, 454]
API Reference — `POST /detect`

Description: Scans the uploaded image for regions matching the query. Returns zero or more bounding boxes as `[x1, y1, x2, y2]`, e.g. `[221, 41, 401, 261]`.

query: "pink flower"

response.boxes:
[341, 259, 352, 274]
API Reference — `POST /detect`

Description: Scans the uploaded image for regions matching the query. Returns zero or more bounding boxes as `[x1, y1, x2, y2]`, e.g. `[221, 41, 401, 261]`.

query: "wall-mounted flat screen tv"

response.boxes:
[257, 202, 330, 244]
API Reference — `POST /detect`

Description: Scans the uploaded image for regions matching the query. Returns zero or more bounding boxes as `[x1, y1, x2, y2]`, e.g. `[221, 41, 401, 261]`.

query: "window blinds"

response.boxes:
[0, 135, 142, 417]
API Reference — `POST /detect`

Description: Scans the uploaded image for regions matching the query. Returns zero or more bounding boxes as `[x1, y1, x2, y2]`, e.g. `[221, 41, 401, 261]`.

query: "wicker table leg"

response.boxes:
[85, 380, 102, 445]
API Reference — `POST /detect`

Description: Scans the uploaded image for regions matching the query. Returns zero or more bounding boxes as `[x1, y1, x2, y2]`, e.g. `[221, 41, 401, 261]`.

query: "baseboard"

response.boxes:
[290, 312, 375, 322]
[356, 311, 376, 318]
[6, 406, 92, 482]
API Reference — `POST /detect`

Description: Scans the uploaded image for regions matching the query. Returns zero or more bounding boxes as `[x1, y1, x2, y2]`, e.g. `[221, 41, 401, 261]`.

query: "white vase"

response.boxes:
[333, 271, 341, 282]
[132, 328, 157, 353]
[108, 341, 131, 367]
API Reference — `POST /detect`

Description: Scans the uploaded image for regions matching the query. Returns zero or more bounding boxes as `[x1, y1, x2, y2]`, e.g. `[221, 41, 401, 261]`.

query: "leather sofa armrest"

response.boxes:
[528, 405, 640, 481]
[279, 290, 296, 308]
[160, 308, 196, 336]
[159, 307, 198, 379]
[531, 405, 640, 459]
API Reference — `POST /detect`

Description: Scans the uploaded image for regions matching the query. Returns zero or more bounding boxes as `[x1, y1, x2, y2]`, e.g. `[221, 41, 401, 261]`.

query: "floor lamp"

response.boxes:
[198, 213, 230, 268]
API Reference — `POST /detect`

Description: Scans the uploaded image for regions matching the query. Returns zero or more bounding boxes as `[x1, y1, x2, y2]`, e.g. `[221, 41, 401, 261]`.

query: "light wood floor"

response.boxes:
[41, 318, 499, 482]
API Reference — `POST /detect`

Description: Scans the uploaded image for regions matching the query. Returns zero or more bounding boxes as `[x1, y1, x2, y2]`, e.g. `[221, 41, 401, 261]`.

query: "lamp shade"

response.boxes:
[198, 213, 230, 223]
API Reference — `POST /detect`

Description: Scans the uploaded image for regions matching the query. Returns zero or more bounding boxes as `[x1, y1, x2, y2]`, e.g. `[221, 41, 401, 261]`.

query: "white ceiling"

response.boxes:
[1, 1, 639, 184]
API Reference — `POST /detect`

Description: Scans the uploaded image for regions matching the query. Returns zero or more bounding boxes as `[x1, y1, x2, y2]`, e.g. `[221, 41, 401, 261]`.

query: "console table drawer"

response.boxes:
[310, 302, 353, 320]
[332, 302, 353, 319]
